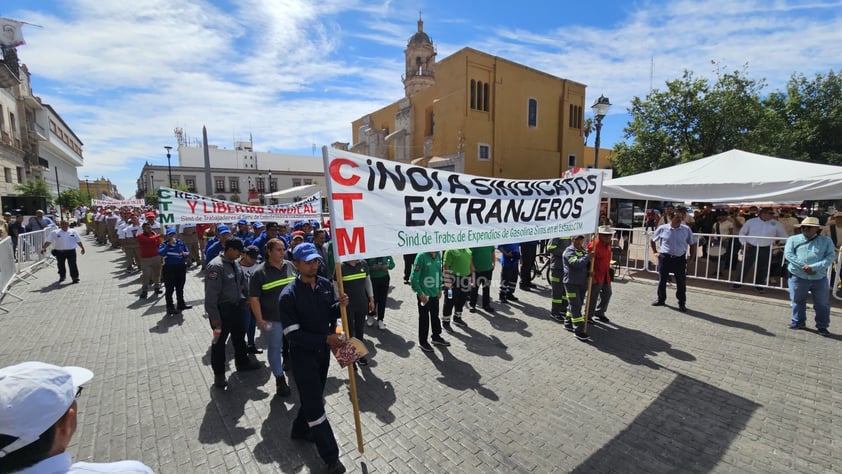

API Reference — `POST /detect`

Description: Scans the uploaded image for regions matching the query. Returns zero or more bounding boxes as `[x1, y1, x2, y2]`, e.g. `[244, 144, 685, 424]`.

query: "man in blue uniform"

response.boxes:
[279, 243, 349, 474]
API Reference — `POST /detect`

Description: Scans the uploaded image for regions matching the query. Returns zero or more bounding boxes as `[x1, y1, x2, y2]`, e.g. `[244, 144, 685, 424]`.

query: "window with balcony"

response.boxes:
[185, 178, 196, 192]
[256, 178, 265, 192]
[229, 177, 239, 192]
[215, 178, 225, 193]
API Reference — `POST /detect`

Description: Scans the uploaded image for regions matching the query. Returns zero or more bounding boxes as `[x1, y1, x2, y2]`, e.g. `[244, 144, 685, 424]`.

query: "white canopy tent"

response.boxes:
[601, 149, 842, 203]
[264, 184, 318, 200]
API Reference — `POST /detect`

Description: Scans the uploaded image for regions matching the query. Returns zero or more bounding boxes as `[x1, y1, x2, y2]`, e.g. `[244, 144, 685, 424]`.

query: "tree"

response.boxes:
[15, 178, 51, 197]
[612, 64, 765, 176]
[144, 192, 159, 208]
[56, 189, 83, 211]
[583, 117, 594, 145]
[751, 70, 842, 165]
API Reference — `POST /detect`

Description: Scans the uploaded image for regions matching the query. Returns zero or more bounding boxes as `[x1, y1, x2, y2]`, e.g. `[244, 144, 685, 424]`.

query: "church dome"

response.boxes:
[408, 19, 432, 46]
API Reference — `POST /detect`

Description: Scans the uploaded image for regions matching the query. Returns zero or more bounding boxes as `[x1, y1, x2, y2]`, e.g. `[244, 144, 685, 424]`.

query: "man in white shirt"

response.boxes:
[0, 361, 154, 473]
[734, 207, 789, 292]
[41, 220, 86, 284]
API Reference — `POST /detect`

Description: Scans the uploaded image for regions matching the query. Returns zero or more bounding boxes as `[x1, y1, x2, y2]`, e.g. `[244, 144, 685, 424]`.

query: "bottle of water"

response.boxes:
[447, 288, 453, 299]
[335, 318, 345, 340]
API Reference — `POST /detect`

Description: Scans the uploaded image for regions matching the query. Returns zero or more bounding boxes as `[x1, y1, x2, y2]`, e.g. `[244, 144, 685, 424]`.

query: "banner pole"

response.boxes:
[583, 233, 597, 333]
[322, 146, 365, 454]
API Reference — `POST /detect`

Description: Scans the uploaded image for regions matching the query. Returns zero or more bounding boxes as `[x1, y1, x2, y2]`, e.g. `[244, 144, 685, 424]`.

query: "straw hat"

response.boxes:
[794, 217, 821, 227]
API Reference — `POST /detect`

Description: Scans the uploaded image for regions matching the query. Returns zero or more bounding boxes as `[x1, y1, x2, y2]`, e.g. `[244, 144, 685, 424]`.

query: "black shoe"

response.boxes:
[236, 359, 262, 371]
[177, 304, 193, 310]
[419, 342, 434, 352]
[651, 300, 665, 306]
[166, 306, 178, 315]
[58, 277, 66, 283]
[499, 297, 508, 304]
[431, 336, 450, 347]
[587, 317, 596, 325]
[247, 345, 263, 354]
[754, 286, 765, 293]
[326, 460, 346, 474]
[154, 288, 162, 294]
[563, 323, 574, 332]
[788, 322, 806, 330]
[817, 328, 831, 337]
[482, 305, 495, 313]
[678, 304, 688, 312]
[213, 374, 227, 388]
[549, 313, 564, 323]
[139, 292, 148, 299]
[507, 294, 519, 301]
[276, 376, 291, 397]
[595, 314, 611, 323]
[575, 331, 592, 342]
[519, 285, 531, 292]
[730, 284, 742, 289]
[442, 322, 453, 333]
[357, 356, 369, 366]
[453, 316, 468, 327]
[469, 305, 477, 313]
[72, 279, 80, 284]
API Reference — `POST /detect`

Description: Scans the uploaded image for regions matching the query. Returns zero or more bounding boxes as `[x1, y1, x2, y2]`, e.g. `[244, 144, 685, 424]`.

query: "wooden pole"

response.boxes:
[333, 262, 365, 453]
[582, 233, 598, 333]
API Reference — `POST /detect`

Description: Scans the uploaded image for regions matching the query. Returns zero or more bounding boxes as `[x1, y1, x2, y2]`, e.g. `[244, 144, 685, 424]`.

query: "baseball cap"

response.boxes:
[292, 230, 306, 240]
[573, 234, 586, 240]
[253, 221, 265, 230]
[265, 222, 279, 230]
[0, 362, 94, 458]
[165, 227, 176, 236]
[144, 212, 156, 219]
[216, 225, 231, 235]
[237, 219, 248, 226]
[292, 242, 322, 262]
[243, 245, 260, 259]
[224, 237, 244, 252]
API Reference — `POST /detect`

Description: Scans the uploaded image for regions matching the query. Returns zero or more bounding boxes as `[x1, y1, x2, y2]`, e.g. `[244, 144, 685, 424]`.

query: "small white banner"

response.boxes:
[156, 187, 322, 225]
[0, 18, 25, 47]
[323, 148, 604, 261]
[92, 199, 146, 207]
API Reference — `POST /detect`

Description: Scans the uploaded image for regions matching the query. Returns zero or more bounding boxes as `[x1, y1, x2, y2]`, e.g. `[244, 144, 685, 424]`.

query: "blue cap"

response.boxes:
[237, 219, 248, 226]
[165, 227, 176, 235]
[253, 221, 264, 229]
[216, 225, 231, 234]
[293, 221, 303, 230]
[292, 242, 322, 262]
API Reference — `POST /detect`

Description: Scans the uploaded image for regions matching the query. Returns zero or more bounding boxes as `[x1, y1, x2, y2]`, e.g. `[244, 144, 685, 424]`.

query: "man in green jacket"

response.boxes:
[410, 251, 450, 352]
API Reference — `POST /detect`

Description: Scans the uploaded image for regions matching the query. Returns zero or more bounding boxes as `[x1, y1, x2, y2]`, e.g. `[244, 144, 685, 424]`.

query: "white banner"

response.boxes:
[156, 187, 322, 225]
[323, 148, 604, 261]
[92, 199, 145, 207]
[0, 18, 25, 47]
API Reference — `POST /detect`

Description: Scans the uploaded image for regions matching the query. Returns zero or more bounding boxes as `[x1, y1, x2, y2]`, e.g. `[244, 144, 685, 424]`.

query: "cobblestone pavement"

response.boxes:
[1, 235, 840, 473]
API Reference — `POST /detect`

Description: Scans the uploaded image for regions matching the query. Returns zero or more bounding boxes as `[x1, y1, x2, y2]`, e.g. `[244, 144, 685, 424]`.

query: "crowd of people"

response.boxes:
[2, 200, 838, 473]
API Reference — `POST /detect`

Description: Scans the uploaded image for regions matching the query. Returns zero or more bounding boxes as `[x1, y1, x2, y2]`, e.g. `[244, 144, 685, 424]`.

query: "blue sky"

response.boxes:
[8, 0, 842, 197]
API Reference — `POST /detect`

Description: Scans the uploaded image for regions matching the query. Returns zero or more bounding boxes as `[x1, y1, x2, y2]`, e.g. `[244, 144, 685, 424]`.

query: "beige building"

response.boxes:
[349, 19, 594, 180]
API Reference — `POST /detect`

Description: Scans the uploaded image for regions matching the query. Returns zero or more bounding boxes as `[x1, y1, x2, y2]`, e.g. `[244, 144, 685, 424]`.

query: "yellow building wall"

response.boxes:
[582, 146, 616, 169]
[351, 47, 587, 180]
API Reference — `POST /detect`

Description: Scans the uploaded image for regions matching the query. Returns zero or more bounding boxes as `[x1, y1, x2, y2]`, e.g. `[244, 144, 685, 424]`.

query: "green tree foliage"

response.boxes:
[751, 70, 842, 165]
[56, 189, 83, 210]
[144, 192, 159, 208]
[15, 178, 51, 197]
[613, 64, 766, 176]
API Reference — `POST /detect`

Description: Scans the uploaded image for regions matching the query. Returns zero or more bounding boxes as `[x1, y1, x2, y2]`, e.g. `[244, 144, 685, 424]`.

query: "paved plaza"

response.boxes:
[1, 234, 840, 473]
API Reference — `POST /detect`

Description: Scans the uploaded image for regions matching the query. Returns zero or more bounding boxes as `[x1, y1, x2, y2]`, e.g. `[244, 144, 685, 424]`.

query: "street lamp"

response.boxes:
[164, 146, 173, 187]
[84, 175, 91, 203]
[591, 94, 611, 169]
[149, 171, 154, 193]
[268, 171, 274, 204]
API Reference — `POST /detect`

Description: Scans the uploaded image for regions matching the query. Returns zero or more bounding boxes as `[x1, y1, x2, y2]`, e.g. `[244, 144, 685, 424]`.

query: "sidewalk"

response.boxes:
[0, 235, 839, 473]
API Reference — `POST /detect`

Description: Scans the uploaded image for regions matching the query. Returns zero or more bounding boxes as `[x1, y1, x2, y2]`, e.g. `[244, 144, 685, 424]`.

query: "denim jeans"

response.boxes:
[261, 321, 285, 377]
[788, 276, 830, 329]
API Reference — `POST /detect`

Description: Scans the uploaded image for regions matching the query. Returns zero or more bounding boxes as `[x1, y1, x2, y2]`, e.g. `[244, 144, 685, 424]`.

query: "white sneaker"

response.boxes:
[378, 320, 386, 330]
[366, 315, 375, 327]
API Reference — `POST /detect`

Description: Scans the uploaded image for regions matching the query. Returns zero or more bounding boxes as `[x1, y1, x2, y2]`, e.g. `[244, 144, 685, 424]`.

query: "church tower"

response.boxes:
[403, 16, 436, 97]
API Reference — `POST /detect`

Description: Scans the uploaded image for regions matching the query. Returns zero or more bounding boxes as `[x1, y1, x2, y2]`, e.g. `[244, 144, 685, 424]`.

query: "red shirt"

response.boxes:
[196, 223, 211, 242]
[587, 239, 612, 285]
[137, 232, 162, 258]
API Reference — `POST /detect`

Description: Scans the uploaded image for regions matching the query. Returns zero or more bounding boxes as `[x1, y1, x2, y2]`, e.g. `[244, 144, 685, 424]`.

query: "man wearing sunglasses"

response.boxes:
[0, 362, 154, 473]
[784, 217, 836, 336]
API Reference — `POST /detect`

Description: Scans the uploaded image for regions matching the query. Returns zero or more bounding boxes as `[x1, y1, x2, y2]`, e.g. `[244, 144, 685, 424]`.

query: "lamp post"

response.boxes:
[268, 171, 273, 204]
[149, 171, 154, 193]
[164, 146, 173, 187]
[84, 175, 91, 203]
[591, 94, 611, 169]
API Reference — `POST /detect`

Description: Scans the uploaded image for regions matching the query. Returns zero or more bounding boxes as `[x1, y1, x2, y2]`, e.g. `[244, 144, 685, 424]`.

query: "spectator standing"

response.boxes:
[410, 251, 450, 352]
[27, 210, 54, 232]
[278, 243, 349, 474]
[0, 362, 154, 474]
[41, 220, 85, 284]
[734, 207, 788, 292]
[784, 217, 836, 336]
[9, 214, 25, 253]
[650, 207, 697, 312]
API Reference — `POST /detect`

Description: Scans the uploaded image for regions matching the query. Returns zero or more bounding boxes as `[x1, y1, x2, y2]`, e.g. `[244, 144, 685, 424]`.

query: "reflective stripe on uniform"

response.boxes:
[549, 275, 560, 282]
[342, 272, 367, 282]
[570, 316, 584, 323]
[551, 298, 566, 304]
[565, 292, 577, 299]
[262, 276, 295, 291]
[283, 323, 300, 335]
[307, 412, 327, 428]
